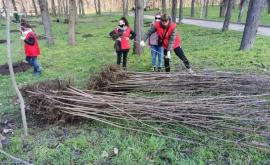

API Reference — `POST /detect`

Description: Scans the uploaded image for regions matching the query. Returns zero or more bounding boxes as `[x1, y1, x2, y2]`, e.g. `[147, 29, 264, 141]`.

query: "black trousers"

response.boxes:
[117, 51, 128, 68]
[164, 47, 191, 72]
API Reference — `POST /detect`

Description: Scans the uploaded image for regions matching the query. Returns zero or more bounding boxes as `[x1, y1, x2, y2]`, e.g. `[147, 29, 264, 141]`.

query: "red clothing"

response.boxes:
[24, 31, 40, 57]
[155, 22, 181, 49]
[113, 27, 131, 50]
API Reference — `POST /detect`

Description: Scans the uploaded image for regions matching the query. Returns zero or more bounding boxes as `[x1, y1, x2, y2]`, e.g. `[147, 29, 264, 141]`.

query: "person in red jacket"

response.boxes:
[140, 14, 193, 73]
[109, 17, 136, 70]
[20, 23, 42, 77]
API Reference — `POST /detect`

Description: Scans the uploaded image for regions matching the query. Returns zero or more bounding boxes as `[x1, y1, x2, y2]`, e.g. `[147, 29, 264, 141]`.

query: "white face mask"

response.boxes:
[22, 28, 32, 36]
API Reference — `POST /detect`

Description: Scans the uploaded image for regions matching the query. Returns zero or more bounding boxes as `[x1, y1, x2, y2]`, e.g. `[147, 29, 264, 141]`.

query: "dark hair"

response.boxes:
[160, 14, 169, 22]
[120, 17, 129, 27]
[21, 20, 32, 31]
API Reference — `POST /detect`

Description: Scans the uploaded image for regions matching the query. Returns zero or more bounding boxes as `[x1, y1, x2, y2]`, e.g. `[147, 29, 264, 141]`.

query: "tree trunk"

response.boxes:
[51, 0, 57, 16]
[162, 0, 166, 13]
[21, 1, 27, 16]
[94, 0, 98, 14]
[57, 0, 62, 15]
[240, 0, 265, 50]
[122, 0, 128, 17]
[78, 0, 82, 15]
[32, 0, 38, 15]
[5, 0, 28, 136]
[178, 0, 183, 24]
[171, 0, 177, 22]
[68, 0, 76, 45]
[222, 0, 233, 32]
[2, 0, 7, 16]
[133, 0, 144, 54]
[220, 0, 228, 17]
[80, 0, 85, 15]
[267, 0, 270, 13]
[38, 0, 54, 45]
[237, 0, 246, 23]
[205, 0, 209, 18]
[11, 0, 18, 11]
[97, 0, 101, 15]
[191, 0, 196, 17]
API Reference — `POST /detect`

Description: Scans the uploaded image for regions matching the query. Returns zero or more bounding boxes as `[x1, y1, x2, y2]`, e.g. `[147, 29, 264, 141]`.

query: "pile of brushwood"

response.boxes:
[22, 65, 270, 151]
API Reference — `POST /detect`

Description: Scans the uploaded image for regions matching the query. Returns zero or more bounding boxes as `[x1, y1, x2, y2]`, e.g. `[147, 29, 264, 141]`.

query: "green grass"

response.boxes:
[145, 5, 270, 26]
[0, 14, 270, 164]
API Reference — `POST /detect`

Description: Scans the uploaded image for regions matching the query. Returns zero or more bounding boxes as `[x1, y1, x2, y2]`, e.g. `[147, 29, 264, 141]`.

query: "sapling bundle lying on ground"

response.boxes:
[22, 79, 270, 151]
[88, 66, 270, 96]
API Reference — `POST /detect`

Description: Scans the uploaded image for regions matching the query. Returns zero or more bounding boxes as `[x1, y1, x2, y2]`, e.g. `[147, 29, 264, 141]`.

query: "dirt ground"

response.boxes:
[0, 61, 31, 75]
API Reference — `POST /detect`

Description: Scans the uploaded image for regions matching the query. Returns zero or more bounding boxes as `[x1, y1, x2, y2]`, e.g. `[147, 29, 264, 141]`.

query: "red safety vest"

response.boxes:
[24, 31, 40, 57]
[114, 27, 131, 50]
[155, 22, 181, 49]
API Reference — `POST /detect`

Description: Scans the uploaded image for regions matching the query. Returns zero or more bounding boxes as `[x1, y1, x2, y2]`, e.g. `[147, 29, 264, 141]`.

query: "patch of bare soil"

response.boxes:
[0, 61, 31, 75]
[0, 39, 6, 44]
[10, 29, 20, 33]
[82, 33, 93, 38]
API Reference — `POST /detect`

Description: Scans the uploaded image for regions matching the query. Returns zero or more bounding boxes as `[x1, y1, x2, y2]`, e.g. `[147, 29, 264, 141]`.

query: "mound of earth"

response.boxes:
[0, 61, 31, 75]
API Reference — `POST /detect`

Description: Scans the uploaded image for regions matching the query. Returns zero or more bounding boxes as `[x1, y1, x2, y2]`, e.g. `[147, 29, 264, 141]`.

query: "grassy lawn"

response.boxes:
[144, 5, 270, 26]
[0, 14, 270, 164]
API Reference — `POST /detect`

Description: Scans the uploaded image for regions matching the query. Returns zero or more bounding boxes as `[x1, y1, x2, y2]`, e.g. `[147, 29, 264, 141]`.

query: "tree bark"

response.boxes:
[162, 0, 166, 13]
[94, 0, 98, 14]
[38, 0, 54, 45]
[205, 0, 209, 18]
[122, 0, 128, 17]
[133, 0, 143, 54]
[11, 0, 17, 11]
[2, 0, 7, 16]
[5, 0, 28, 136]
[178, 0, 183, 24]
[68, 0, 76, 45]
[32, 0, 38, 15]
[267, 0, 270, 13]
[237, 0, 246, 23]
[220, 0, 229, 17]
[240, 0, 265, 50]
[51, 0, 57, 16]
[191, 0, 196, 17]
[97, 0, 101, 15]
[222, 0, 233, 32]
[171, 0, 177, 22]
[80, 0, 85, 15]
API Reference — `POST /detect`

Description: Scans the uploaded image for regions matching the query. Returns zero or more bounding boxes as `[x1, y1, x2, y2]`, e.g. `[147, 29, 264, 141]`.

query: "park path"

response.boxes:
[144, 15, 270, 37]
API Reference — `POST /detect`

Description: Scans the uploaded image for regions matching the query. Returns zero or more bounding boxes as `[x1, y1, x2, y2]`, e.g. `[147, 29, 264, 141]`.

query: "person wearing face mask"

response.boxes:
[148, 13, 164, 72]
[140, 14, 193, 73]
[20, 23, 42, 77]
[109, 17, 136, 70]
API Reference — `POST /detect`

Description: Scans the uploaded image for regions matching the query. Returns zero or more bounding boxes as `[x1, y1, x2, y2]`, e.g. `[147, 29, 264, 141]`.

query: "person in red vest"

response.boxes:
[109, 17, 136, 70]
[20, 23, 42, 77]
[140, 14, 193, 73]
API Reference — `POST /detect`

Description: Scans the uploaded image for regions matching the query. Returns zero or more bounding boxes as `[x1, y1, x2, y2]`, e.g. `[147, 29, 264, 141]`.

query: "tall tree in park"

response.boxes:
[240, 0, 265, 50]
[267, 0, 270, 13]
[68, 0, 76, 45]
[79, 0, 85, 15]
[51, 0, 57, 16]
[204, 0, 209, 18]
[11, 0, 18, 11]
[237, 0, 246, 23]
[220, 0, 229, 17]
[222, 0, 233, 32]
[32, 0, 38, 15]
[162, 0, 166, 14]
[2, 0, 7, 16]
[38, 0, 54, 45]
[178, 0, 184, 24]
[171, 0, 177, 22]
[122, 0, 128, 17]
[133, 0, 144, 54]
[191, 0, 196, 17]
[94, 0, 101, 15]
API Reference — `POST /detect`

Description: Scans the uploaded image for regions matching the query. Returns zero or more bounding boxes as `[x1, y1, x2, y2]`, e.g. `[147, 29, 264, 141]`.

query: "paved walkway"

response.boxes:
[144, 15, 270, 37]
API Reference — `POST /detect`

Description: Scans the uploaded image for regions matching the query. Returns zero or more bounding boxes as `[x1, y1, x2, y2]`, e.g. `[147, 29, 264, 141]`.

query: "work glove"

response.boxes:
[20, 36, 26, 40]
[140, 40, 145, 47]
[165, 51, 171, 59]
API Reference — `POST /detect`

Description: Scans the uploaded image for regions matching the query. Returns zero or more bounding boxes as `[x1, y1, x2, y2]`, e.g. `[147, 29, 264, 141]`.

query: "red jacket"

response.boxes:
[114, 27, 131, 50]
[155, 22, 181, 49]
[24, 31, 40, 57]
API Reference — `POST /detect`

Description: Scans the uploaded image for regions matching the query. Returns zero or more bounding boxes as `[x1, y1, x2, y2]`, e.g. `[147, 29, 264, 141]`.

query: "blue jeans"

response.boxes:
[150, 45, 163, 68]
[26, 56, 41, 73]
